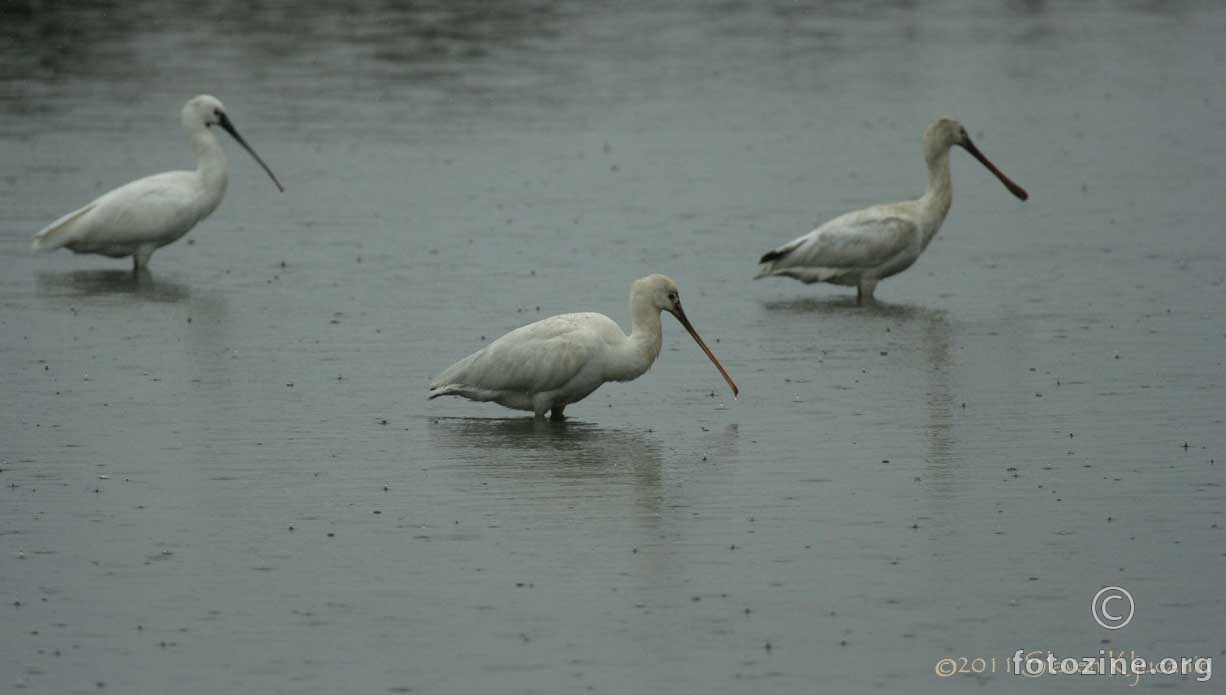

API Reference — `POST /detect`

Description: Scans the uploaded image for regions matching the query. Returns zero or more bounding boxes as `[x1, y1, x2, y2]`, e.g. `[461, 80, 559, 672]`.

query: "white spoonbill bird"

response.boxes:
[31, 95, 283, 271]
[429, 274, 739, 420]
[754, 117, 1028, 304]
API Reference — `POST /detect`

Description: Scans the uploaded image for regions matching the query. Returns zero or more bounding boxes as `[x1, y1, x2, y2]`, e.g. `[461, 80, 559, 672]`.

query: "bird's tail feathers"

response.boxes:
[428, 384, 463, 400]
[31, 203, 94, 252]
[754, 240, 801, 278]
[758, 247, 789, 264]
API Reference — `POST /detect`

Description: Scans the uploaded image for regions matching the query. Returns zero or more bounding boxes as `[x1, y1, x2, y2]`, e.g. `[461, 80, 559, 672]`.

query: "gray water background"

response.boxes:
[2, 1, 1224, 693]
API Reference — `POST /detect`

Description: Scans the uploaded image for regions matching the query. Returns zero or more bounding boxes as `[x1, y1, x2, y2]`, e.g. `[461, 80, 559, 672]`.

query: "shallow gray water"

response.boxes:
[2, 1, 1225, 693]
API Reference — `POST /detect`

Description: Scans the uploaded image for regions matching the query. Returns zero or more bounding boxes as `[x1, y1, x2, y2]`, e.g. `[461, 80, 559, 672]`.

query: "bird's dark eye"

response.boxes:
[667, 292, 678, 302]
[214, 108, 222, 116]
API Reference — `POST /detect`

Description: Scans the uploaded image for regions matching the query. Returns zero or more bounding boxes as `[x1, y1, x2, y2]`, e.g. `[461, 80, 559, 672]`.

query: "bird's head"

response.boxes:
[631, 274, 738, 397]
[181, 94, 228, 131]
[633, 273, 685, 318]
[923, 116, 1029, 201]
[923, 116, 971, 156]
[180, 94, 284, 192]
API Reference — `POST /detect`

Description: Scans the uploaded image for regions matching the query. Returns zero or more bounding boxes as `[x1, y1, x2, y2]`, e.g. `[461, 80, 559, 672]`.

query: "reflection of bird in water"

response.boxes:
[755, 117, 1028, 304]
[35, 269, 191, 303]
[918, 307, 955, 470]
[427, 417, 665, 516]
[31, 95, 282, 271]
[758, 296, 955, 466]
[761, 296, 938, 318]
[429, 417, 661, 466]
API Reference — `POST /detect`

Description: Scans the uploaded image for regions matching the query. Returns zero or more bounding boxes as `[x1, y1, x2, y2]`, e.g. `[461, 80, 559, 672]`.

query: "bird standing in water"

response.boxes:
[429, 275, 739, 420]
[755, 117, 1028, 304]
[31, 94, 283, 271]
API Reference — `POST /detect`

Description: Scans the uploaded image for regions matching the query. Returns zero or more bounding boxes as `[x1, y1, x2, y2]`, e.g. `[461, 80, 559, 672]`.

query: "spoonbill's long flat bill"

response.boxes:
[755, 117, 1028, 304]
[31, 95, 283, 271]
[429, 274, 739, 420]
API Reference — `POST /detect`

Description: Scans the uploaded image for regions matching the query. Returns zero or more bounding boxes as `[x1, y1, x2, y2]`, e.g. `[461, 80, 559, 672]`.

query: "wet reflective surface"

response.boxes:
[3, 1, 1225, 693]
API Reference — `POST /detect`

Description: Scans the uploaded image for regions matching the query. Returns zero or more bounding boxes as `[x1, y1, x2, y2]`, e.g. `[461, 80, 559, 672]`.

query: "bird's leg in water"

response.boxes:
[133, 246, 155, 273]
[857, 278, 878, 306]
[532, 395, 550, 420]
[550, 404, 567, 421]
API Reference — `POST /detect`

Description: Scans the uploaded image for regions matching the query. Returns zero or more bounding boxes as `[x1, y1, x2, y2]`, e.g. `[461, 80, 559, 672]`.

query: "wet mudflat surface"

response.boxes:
[2, 1, 1225, 693]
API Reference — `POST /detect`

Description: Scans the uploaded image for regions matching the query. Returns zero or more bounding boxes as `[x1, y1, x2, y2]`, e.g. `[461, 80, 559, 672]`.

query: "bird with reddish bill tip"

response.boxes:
[31, 94, 283, 271]
[755, 117, 1028, 304]
[429, 274, 739, 420]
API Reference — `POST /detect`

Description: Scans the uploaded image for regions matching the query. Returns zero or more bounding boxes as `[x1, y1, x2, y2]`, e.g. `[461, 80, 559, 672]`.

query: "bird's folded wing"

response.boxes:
[430, 314, 610, 394]
[34, 172, 201, 249]
[31, 203, 96, 251]
[83, 174, 202, 245]
[780, 214, 917, 270]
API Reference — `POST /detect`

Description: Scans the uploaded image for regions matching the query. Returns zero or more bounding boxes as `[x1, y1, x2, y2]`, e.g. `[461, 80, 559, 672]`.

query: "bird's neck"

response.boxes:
[191, 129, 229, 195]
[918, 148, 953, 244]
[615, 301, 663, 381]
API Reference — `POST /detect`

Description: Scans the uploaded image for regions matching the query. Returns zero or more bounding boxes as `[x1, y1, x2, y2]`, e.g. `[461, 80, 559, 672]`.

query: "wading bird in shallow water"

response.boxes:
[754, 117, 1028, 304]
[429, 274, 739, 420]
[31, 95, 283, 271]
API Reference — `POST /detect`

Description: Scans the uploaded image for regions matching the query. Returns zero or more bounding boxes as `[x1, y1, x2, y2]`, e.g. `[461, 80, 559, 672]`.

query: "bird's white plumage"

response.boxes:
[31, 94, 281, 270]
[756, 117, 1027, 303]
[759, 207, 921, 286]
[429, 275, 738, 419]
[430, 312, 632, 412]
[33, 171, 220, 260]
